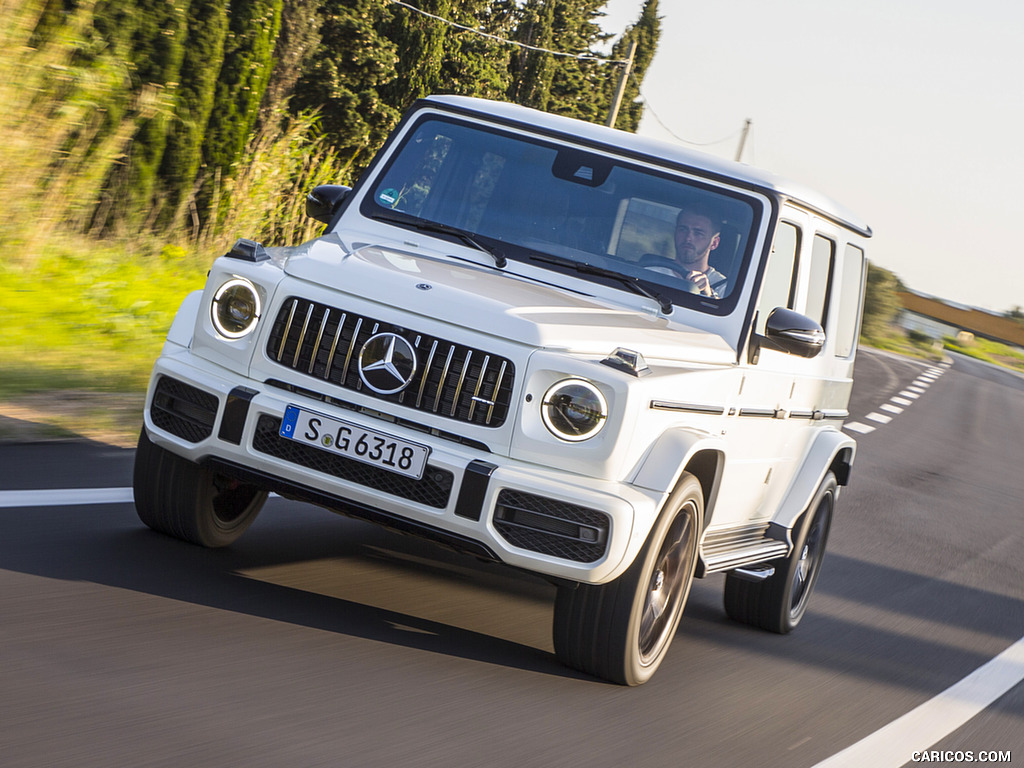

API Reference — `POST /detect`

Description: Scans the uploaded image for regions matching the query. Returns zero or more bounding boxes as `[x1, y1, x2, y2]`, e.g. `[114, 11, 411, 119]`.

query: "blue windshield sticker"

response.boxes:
[378, 188, 399, 206]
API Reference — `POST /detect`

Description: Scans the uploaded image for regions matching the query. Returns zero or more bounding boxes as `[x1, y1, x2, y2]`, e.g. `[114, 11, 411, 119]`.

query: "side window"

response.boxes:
[834, 243, 865, 357]
[756, 221, 799, 334]
[806, 235, 835, 329]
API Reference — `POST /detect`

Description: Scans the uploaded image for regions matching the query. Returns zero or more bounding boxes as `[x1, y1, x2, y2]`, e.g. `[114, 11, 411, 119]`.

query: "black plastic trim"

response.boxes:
[218, 386, 258, 444]
[203, 456, 502, 562]
[454, 460, 498, 520]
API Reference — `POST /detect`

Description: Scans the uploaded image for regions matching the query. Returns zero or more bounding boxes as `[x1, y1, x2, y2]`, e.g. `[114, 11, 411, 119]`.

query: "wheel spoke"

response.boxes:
[639, 507, 696, 661]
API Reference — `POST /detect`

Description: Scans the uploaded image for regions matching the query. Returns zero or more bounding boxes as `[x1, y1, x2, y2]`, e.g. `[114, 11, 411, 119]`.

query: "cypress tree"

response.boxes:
[202, 0, 283, 189]
[91, 0, 191, 229]
[605, 0, 660, 132]
[378, 0, 513, 111]
[257, 0, 324, 130]
[158, 0, 230, 229]
[436, 0, 514, 102]
[544, 0, 609, 123]
[377, 0, 450, 110]
[507, 0, 556, 110]
[290, 0, 400, 183]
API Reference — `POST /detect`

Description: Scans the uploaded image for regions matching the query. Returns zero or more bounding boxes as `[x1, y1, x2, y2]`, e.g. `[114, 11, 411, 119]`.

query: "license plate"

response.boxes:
[279, 405, 430, 480]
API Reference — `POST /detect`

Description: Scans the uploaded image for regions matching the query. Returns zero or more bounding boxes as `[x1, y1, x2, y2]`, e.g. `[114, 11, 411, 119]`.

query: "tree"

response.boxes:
[436, 0, 515, 102]
[861, 262, 902, 340]
[87, 0, 191, 230]
[544, 0, 609, 123]
[290, 0, 400, 183]
[507, 0, 556, 109]
[158, 0, 230, 229]
[202, 0, 283, 187]
[257, 0, 324, 130]
[605, 0, 660, 132]
[377, 0, 512, 111]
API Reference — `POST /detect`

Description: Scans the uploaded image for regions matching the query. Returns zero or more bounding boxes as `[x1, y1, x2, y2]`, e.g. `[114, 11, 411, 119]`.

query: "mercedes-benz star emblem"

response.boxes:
[358, 333, 418, 394]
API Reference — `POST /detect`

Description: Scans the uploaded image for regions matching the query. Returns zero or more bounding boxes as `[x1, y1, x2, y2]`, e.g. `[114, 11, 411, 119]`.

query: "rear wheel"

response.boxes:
[724, 471, 836, 633]
[133, 428, 266, 548]
[553, 473, 702, 685]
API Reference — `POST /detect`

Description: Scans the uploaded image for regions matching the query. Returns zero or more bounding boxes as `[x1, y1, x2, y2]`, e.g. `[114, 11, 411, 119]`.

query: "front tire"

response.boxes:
[553, 473, 703, 685]
[724, 471, 836, 633]
[133, 427, 267, 548]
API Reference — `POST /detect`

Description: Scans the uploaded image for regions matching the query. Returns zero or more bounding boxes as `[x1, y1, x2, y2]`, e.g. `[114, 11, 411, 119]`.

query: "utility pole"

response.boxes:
[605, 40, 638, 128]
[735, 118, 752, 162]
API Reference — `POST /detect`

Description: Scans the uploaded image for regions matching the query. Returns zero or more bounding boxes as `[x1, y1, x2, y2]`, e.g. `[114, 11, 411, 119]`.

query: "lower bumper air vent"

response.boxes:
[493, 489, 609, 563]
[150, 376, 219, 443]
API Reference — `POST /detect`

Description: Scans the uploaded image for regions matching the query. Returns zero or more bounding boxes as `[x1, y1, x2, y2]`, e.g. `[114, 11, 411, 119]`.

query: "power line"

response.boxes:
[629, 72, 747, 149]
[387, 0, 630, 64]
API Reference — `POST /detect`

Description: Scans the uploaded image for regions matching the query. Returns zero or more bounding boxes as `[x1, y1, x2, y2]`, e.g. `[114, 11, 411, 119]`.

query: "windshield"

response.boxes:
[362, 114, 762, 312]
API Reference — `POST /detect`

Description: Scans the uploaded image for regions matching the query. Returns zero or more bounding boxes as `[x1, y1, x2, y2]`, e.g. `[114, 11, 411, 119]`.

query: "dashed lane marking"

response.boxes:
[0, 487, 135, 508]
[844, 360, 950, 436]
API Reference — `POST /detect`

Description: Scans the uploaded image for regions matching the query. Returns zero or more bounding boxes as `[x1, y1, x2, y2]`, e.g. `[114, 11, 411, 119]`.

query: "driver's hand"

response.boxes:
[687, 270, 713, 296]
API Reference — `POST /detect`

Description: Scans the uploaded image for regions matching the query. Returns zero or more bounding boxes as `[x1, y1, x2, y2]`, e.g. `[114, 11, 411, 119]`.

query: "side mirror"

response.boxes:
[763, 307, 825, 358]
[306, 184, 352, 224]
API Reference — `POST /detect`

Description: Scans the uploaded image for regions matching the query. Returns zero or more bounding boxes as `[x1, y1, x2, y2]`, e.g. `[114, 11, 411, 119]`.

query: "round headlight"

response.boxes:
[541, 378, 608, 441]
[211, 278, 261, 339]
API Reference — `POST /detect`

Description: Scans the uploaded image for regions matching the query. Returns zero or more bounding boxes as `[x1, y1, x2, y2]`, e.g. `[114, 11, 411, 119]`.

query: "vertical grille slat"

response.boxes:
[468, 355, 490, 420]
[276, 299, 298, 362]
[266, 298, 514, 428]
[434, 345, 456, 414]
[323, 312, 347, 380]
[308, 309, 330, 374]
[486, 361, 508, 426]
[450, 350, 472, 417]
[292, 303, 314, 368]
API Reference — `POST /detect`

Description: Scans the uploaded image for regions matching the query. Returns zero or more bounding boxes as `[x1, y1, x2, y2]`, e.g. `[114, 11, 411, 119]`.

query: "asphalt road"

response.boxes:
[1, 349, 1021, 768]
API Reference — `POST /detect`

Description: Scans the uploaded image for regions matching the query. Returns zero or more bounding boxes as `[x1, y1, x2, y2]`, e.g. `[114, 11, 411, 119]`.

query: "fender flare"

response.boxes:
[629, 428, 726, 534]
[164, 290, 204, 350]
[773, 427, 856, 532]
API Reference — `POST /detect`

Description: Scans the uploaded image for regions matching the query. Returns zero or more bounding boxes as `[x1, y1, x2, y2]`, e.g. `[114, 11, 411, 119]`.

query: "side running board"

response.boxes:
[699, 522, 789, 577]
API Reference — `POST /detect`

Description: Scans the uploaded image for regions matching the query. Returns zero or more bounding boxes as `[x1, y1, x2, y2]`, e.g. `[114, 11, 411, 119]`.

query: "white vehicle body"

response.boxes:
[136, 96, 870, 684]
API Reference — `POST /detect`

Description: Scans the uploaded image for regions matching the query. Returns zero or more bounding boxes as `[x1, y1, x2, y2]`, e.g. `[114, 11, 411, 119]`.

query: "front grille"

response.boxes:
[252, 414, 453, 509]
[151, 376, 219, 443]
[265, 297, 515, 428]
[494, 489, 609, 563]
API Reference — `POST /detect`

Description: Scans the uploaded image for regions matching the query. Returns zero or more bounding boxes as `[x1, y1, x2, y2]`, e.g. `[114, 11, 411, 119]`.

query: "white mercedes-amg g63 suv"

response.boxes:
[134, 95, 870, 685]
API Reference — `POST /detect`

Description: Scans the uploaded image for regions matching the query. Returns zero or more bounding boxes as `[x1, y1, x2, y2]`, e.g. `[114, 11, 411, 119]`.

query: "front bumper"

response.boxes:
[141, 342, 661, 584]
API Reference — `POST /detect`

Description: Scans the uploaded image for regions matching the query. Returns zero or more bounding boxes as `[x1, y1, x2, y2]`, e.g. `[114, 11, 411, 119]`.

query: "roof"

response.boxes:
[423, 95, 872, 238]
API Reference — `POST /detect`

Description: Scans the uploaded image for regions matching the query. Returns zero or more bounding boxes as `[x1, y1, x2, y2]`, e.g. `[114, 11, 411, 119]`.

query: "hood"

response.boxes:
[282, 237, 738, 365]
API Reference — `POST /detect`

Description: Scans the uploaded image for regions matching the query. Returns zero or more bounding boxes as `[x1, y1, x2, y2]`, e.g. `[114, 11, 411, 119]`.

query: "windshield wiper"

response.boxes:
[528, 253, 674, 315]
[372, 210, 506, 269]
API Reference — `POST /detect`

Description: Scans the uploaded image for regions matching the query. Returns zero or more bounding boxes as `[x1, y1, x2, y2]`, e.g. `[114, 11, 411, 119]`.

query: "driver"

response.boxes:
[672, 206, 727, 298]
[644, 205, 728, 298]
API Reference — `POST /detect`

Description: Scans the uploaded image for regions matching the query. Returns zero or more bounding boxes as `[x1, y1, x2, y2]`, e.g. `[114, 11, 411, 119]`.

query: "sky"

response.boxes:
[601, 0, 1024, 314]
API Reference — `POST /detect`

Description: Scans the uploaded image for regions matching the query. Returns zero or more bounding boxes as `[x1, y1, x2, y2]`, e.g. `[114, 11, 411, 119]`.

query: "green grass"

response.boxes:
[861, 328, 946, 362]
[943, 335, 1024, 373]
[0, 238, 208, 397]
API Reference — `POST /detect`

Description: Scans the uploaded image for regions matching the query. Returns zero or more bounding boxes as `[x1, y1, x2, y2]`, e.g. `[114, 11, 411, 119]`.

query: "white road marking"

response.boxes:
[813, 636, 1024, 767]
[0, 487, 282, 509]
[880, 403, 904, 414]
[844, 422, 875, 434]
[866, 412, 893, 424]
[891, 397, 913, 407]
[0, 487, 135, 508]
[899, 390, 921, 399]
